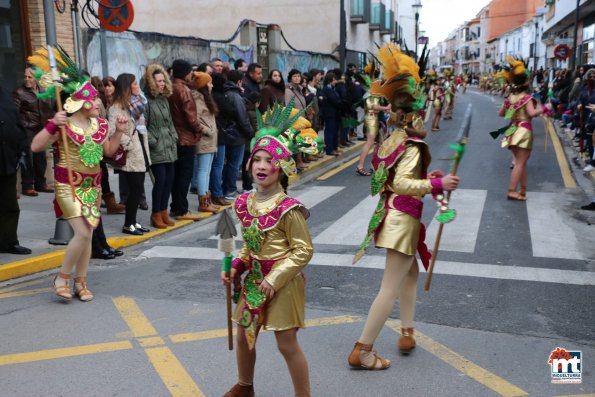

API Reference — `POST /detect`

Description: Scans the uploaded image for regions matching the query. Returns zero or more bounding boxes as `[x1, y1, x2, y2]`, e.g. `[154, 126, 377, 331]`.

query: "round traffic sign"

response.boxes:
[98, 0, 135, 33]
[554, 44, 571, 61]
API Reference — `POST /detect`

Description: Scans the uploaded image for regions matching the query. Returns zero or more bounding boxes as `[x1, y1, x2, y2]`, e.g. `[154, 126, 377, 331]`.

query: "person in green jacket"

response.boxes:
[143, 64, 178, 228]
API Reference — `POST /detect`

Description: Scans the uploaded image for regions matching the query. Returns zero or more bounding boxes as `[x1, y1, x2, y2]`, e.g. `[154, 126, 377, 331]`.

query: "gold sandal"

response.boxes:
[348, 342, 391, 370]
[53, 272, 72, 301]
[73, 276, 94, 302]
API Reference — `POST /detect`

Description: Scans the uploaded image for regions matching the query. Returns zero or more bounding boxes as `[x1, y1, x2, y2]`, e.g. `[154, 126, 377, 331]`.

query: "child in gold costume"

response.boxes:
[221, 100, 322, 397]
[29, 47, 126, 302]
[348, 44, 460, 370]
[490, 56, 551, 201]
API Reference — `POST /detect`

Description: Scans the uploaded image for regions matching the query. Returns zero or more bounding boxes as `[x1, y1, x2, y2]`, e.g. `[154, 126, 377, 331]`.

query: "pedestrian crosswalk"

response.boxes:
[201, 186, 587, 263]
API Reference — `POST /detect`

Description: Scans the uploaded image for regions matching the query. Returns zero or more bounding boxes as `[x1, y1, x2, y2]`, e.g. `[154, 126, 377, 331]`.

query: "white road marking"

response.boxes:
[425, 189, 487, 253]
[526, 192, 583, 260]
[313, 195, 377, 245]
[139, 247, 595, 286]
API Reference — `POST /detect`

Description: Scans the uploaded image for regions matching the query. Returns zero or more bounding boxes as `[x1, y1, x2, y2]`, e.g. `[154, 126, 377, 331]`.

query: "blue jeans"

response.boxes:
[195, 152, 215, 196]
[209, 145, 226, 198]
[222, 144, 245, 196]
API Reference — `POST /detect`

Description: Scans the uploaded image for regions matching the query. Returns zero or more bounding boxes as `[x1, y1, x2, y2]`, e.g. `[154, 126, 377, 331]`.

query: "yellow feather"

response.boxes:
[27, 54, 50, 72]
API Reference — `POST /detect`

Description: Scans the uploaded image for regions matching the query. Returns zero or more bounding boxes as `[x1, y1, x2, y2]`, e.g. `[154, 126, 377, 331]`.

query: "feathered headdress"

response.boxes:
[369, 43, 426, 111]
[494, 55, 528, 84]
[249, 99, 323, 176]
[27, 46, 96, 113]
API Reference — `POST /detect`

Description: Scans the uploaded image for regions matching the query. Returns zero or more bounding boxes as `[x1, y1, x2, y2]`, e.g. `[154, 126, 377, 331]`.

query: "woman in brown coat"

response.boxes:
[191, 72, 219, 213]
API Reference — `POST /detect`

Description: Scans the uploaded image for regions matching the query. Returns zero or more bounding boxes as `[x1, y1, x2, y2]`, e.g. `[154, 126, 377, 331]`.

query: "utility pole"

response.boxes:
[533, 21, 538, 71]
[71, 0, 83, 68]
[570, 0, 580, 70]
[42, 0, 57, 45]
[339, 0, 346, 70]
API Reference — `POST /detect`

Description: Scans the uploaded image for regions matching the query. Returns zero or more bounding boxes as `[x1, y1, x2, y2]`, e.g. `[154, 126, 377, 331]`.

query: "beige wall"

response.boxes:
[27, 0, 75, 58]
[131, 0, 340, 54]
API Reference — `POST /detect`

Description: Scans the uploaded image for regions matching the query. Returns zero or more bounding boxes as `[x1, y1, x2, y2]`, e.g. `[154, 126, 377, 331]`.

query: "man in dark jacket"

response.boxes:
[168, 59, 204, 220]
[13, 67, 55, 196]
[221, 70, 254, 199]
[0, 85, 32, 255]
[242, 63, 262, 98]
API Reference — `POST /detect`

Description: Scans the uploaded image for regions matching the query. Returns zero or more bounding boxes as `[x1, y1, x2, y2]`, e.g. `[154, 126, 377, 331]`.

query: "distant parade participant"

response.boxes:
[348, 43, 460, 370]
[431, 77, 445, 131]
[29, 47, 126, 301]
[221, 101, 322, 397]
[490, 56, 551, 201]
[355, 63, 391, 177]
[443, 69, 456, 120]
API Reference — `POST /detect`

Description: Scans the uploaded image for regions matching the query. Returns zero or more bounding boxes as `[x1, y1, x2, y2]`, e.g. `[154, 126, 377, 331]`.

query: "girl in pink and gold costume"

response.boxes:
[348, 44, 460, 370]
[30, 47, 126, 302]
[221, 100, 322, 397]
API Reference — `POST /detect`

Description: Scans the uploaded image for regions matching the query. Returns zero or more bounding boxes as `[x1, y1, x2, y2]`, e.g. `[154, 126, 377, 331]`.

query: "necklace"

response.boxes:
[67, 118, 98, 136]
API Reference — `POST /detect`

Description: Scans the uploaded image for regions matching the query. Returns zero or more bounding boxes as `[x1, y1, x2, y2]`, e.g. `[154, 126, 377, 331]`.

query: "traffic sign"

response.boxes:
[98, 0, 135, 33]
[553, 44, 571, 61]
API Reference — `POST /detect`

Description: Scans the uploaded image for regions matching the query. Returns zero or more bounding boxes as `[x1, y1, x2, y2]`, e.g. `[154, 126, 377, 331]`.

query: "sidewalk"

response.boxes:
[0, 142, 365, 281]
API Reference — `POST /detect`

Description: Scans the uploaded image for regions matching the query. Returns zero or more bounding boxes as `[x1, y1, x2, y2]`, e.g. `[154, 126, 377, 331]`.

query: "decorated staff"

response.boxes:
[424, 104, 472, 291]
[217, 208, 239, 351]
[30, 46, 125, 302]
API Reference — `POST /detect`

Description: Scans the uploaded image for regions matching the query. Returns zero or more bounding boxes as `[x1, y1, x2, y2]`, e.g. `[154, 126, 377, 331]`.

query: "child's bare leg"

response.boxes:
[275, 328, 310, 397]
[236, 326, 259, 385]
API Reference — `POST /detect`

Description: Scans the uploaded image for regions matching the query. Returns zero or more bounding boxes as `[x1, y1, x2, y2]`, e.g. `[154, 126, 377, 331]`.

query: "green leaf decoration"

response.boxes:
[371, 163, 388, 196]
[242, 218, 265, 253]
[435, 209, 457, 223]
[79, 139, 103, 167]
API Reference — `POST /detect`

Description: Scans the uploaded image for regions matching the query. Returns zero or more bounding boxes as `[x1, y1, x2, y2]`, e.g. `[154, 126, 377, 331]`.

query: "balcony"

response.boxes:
[350, 0, 371, 24]
[381, 9, 394, 35]
[369, 2, 385, 31]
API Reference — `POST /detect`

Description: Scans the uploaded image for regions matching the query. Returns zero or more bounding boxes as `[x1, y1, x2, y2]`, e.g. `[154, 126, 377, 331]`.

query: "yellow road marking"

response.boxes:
[0, 341, 133, 366]
[144, 347, 205, 397]
[555, 395, 595, 397]
[0, 287, 52, 299]
[112, 297, 158, 337]
[0, 278, 45, 293]
[546, 118, 577, 188]
[139, 337, 166, 347]
[114, 297, 205, 396]
[305, 315, 361, 327]
[386, 320, 528, 397]
[170, 328, 232, 344]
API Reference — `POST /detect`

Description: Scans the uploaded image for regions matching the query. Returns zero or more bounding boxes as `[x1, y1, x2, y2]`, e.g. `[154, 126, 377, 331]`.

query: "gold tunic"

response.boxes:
[55, 118, 106, 228]
[375, 131, 433, 255]
[232, 192, 314, 331]
[504, 93, 533, 150]
[364, 95, 382, 140]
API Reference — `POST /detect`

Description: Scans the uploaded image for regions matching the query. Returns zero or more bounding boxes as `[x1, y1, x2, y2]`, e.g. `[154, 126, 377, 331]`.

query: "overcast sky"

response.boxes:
[419, 0, 492, 48]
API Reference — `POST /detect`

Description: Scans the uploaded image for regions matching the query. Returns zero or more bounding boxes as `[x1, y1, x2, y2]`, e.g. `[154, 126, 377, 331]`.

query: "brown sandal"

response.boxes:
[223, 383, 254, 397]
[506, 190, 527, 201]
[348, 342, 391, 370]
[519, 186, 527, 198]
[73, 276, 94, 302]
[356, 167, 371, 176]
[53, 272, 72, 301]
[398, 328, 417, 354]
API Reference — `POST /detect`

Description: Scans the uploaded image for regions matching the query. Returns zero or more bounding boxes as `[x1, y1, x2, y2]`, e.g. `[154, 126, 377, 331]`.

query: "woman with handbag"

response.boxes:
[108, 73, 152, 235]
[143, 64, 178, 228]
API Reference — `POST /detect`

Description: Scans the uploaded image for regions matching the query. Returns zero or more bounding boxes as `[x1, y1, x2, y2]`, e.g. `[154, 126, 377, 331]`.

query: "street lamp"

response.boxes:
[412, 0, 422, 59]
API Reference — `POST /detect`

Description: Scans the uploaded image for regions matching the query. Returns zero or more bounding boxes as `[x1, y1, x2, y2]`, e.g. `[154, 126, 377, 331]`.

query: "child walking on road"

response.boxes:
[221, 101, 321, 397]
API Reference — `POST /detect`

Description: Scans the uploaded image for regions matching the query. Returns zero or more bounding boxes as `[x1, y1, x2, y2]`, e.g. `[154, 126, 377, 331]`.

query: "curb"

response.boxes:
[0, 143, 365, 282]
